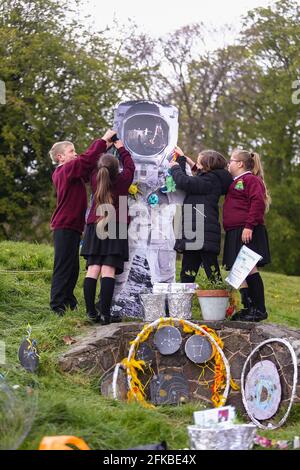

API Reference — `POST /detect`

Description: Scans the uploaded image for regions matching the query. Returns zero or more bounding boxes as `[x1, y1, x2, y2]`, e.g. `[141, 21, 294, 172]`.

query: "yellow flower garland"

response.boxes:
[128, 183, 142, 199]
[179, 320, 239, 406]
[120, 317, 239, 408]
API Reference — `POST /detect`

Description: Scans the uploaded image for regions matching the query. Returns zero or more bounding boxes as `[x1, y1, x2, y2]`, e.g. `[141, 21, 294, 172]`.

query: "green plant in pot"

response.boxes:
[193, 269, 232, 321]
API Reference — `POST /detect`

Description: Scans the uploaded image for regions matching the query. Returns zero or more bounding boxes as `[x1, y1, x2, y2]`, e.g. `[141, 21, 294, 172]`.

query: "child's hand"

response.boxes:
[169, 160, 179, 168]
[174, 146, 195, 168]
[174, 145, 184, 156]
[114, 139, 124, 149]
[102, 129, 117, 144]
[242, 228, 253, 244]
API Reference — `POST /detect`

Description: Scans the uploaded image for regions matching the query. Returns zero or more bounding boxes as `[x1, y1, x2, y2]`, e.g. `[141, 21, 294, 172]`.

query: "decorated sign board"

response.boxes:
[241, 338, 298, 430]
[226, 245, 262, 289]
[244, 360, 281, 420]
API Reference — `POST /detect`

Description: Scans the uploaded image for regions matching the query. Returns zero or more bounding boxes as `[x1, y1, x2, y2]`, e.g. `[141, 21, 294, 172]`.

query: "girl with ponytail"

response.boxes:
[80, 134, 135, 324]
[223, 149, 271, 322]
[95, 154, 119, 206]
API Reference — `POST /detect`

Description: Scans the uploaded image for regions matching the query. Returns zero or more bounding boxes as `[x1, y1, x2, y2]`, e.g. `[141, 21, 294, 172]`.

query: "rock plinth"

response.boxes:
[59, 321, 300, 412]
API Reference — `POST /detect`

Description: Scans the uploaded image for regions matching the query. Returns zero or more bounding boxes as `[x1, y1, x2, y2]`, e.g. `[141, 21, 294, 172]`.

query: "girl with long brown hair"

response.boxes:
[80, 135, 135, 324]
[169, 145, 233, 282]
[223, 149, 271, 322]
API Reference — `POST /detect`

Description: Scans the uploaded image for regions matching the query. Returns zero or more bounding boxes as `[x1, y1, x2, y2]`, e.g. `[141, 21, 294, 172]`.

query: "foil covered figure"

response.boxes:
[110, 100, 185, 319]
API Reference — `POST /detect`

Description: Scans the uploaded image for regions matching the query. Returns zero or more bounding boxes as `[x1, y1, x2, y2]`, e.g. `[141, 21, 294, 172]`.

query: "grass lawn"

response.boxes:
[0, 240, 299, 450]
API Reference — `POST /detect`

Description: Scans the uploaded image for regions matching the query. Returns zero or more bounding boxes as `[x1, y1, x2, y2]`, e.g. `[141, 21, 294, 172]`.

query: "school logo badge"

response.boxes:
[235, 180, 244, 190]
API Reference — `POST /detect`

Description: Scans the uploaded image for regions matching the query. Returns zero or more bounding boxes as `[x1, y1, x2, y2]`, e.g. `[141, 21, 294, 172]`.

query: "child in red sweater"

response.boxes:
[80, 138, 135, 324]
[49, 129, 116, 315]
[223, 149, 271, 322]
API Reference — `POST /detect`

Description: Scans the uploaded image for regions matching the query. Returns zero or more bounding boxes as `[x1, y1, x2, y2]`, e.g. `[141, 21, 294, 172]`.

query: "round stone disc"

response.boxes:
[149, 372, 189, 405]
[99, 369, 127, 400]
[153, 326, 182, 355]
[245, 360, 282, 420]
[136, 343, 155, 366]
[185, 335, 213, 364]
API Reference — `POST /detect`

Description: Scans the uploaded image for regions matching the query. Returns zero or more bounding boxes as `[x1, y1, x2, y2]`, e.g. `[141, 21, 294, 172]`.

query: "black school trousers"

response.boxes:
[50, 229, 81, 312]
[180, 250, 221, 282]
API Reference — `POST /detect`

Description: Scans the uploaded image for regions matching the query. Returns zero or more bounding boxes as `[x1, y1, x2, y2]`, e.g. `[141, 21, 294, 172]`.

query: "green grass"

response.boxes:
[0, 240, 299, 450]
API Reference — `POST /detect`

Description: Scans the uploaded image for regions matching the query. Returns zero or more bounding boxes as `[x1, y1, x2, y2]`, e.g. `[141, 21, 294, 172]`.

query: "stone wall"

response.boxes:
[59, 321, 300, 413]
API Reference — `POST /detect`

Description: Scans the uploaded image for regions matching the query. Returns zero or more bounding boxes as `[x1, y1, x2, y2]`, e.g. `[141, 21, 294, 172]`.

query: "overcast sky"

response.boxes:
[79, 0, 273, 40]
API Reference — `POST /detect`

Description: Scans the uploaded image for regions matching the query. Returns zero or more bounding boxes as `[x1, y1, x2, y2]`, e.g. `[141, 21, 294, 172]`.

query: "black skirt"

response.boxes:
[222, 225, 271, 270]
[80, 223, 129, 274]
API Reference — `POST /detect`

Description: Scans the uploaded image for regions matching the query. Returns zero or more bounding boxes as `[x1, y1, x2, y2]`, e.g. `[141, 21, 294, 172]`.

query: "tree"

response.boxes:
[153, 24, 259, 156]
[0, 0, 151, 240]
[147, 1, 300, 274]
[238, 0, 300, 274]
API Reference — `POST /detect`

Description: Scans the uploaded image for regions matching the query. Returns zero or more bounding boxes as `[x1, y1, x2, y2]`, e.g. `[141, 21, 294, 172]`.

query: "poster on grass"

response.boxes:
[225, 245, 262, 289]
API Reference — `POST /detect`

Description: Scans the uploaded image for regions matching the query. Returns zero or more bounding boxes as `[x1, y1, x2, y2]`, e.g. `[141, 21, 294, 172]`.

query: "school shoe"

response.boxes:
[87, 311, 99, 323]
[247, 308, 268, 322]
[94, 305, 110, 325]
[51, 307, 66, 316]
[231, 307, 268, 322]
[98, 313, 111, 325]
[67, 303, 78, 312]
[230, 308, 249, 321]
[110, 315, 122, 323]
[95, 301, 101, 314]
[95, 301, 115, 324]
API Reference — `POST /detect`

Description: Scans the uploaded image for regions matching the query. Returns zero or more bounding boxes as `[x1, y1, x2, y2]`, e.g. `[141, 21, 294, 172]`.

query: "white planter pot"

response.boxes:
[196, 290, 229, 321]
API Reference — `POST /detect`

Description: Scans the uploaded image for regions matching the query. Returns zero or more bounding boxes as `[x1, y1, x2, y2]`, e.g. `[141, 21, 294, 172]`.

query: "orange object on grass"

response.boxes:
[38, 435, 90, 450]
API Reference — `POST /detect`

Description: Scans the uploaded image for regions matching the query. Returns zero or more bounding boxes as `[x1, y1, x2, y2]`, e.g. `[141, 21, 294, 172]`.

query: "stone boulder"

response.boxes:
[59, 321, 300, 413]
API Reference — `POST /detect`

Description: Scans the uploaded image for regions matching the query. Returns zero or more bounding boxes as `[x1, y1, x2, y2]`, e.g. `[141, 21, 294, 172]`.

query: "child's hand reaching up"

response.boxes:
[174, 145, 184, 156]
[101, 129, 117, 146]
[114, 139, 124, 149]
[169, 160, 179, 168]
[174, 146, 195, 168]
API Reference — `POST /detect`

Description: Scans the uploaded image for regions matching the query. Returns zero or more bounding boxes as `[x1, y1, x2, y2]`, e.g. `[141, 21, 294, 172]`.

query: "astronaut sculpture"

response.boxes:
[110, 100, 186, 319]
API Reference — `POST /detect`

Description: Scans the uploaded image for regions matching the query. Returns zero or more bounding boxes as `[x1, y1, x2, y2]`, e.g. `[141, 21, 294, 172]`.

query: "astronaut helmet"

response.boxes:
[113, 100, 178, 167]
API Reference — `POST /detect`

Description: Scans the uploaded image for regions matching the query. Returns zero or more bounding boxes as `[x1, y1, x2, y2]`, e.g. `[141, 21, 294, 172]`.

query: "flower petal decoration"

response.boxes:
[147, 193, 159, 207]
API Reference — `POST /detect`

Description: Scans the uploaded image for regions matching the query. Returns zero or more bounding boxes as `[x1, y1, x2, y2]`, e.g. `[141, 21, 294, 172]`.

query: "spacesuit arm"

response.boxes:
[170, 165, 213, 194]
